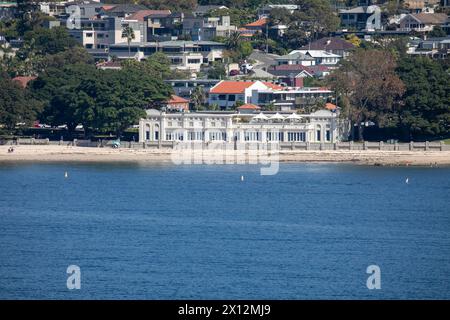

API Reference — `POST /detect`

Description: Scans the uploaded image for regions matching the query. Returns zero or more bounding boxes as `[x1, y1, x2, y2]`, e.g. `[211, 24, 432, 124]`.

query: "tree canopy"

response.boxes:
[396, 56, 450, 140]
[327, 49, 405, 140]
[30, 62, 173, 137]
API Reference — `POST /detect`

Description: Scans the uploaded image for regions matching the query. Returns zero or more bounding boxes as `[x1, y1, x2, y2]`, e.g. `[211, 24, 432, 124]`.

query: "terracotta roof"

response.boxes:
[101, 5, 115, 11]
[210, 81, 256, 94]
[245, 17, 268, 28]
[167, 95, 189, 104]
[127, 9, 171, 21]
[210, 81, 283, 94]
[237, 103, 261, 110]
[263, 82, 283, 90]
[325, 103, 337, 111]
[411, 13, 447, 24]
[12, 76, 36, 88]
[300, 37, 355, 51]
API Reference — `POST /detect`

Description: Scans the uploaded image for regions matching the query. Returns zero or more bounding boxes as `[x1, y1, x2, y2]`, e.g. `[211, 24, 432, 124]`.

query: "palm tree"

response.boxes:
[225, 31, 241, 51]
[190, 86, 206, 111]
[122, 25, 135, 59]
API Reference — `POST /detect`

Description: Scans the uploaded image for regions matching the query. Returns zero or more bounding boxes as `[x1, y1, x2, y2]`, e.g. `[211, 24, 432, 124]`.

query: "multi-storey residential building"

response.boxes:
[300, 37, 355, 58]
[208, 80, 335, 111]
[339, 5, 383, 31]
[257, 4, 300, 18]
[399, 13, 448, 32]
[99, 3, 148, 18]
[404, 0, 441, 13]
[208, 81, 284, 109]
[275, 52, 316, 66]
[192, 5, 228, 17]
[183, 15, 236, 41]
[276, 50, 341, 67]
[108, 40, 225, 71]
[39, 1, 67, 17]
[0, 1, 17, 21]
[67, 16, 133, 51]
[165, 79, 221, 99]
[63, 0, 106, 19]
[144, 11, 182, 41]
[256, 87, 335, 111]
[408, 36, 450, 58]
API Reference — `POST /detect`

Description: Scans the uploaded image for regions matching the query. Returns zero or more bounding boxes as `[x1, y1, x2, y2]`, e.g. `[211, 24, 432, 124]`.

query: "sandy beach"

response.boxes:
[1, 145, 450, 166]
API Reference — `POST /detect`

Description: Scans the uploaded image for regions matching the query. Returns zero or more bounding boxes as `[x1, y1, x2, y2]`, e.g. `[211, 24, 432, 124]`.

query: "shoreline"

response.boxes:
[1, 145, 450, 166]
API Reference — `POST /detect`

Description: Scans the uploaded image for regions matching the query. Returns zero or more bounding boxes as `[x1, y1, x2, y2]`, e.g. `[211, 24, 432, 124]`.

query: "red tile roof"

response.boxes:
[325, 103, 337, 111]
[238, 103, 261, 110]
[167, 95, 189, 104]
[210, 81, 283, 94]
[101, 5, 116, 11]
[245, 17, 268, 28]
[12, 76, 37, 88]
[210, 81, 256, 94]
[127, 10, 171, 21]
[263, 82, 283, 90]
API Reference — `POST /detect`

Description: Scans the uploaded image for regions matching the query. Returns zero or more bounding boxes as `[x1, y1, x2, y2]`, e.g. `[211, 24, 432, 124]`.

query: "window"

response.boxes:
[188, 59, 201, 64]
[218, 95, 226, 100]
[316, 125, 321, 142]
[86, 33, 93, 37]
[97, 33, 104, 38]
[228, 95, 236, 101]
[245, 132, 260, 141]
[211, 122, 216, 127]
[189, 122, 194, 127]
[326, 130, 331, 141]
[168, 121, 172, 127]
[287, 132, 305, 142]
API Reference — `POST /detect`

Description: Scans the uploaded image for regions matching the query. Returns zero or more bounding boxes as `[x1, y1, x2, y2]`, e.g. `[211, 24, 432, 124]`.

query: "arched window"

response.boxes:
[316, 124, 321, 142]
[145, 124, 151, 141]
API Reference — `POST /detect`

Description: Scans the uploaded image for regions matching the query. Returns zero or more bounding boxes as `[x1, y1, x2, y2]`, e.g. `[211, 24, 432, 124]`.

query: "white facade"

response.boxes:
[208, 81, 271, 109]
[291, 50, 341, 66]
[139, 110, 340, 144]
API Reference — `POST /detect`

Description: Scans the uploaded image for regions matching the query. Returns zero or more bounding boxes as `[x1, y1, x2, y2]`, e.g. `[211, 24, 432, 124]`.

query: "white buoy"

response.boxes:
[241, 175, 244, 182]
[405, 177, 409, 184]
[64, 171, 68, 178]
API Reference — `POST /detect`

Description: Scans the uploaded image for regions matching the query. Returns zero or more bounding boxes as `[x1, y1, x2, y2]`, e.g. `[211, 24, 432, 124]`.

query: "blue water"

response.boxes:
[0, 162, 449, 299]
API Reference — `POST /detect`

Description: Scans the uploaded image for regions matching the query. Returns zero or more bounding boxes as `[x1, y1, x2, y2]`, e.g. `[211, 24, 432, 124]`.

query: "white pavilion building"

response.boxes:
[139, 108, 343, 144]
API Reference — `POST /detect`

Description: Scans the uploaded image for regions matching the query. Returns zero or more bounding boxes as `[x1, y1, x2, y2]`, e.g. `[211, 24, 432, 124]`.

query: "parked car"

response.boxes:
[229, 69, 240, 76]
[240, 63, 253, 73]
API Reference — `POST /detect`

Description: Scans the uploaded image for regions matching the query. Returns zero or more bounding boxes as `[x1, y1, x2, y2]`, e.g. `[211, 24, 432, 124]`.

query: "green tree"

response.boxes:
[191, 86, 206, 111]
[238, 41, 253, 60]
[208, 62, 226, 79]
[327, 49, 405, 141]
[396, 56, 450, 140]
[225, 31, 242, 51]
[0, 76, 42, 131]
[428, 26, 447, 38]
[32, 63, 172, 137]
